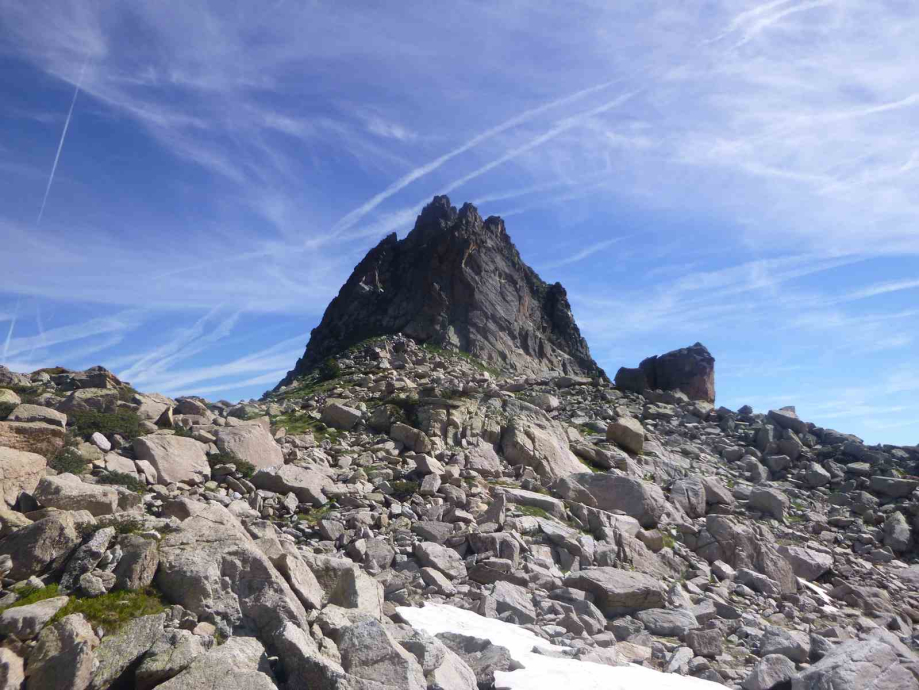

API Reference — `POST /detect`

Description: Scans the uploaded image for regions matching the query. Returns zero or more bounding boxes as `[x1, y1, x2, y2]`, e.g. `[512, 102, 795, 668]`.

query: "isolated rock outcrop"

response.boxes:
[614, 342, 715, 402]
[278, 196, 605, 386]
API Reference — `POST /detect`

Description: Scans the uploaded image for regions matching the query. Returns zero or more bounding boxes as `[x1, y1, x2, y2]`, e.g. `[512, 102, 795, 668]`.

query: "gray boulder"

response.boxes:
[606, 417, 645, 455]
[135, 629, 209, 690]
[60, 527, 116, 592]
[132, 435, 210, 485]
[251, 464, 333, 507]
[0, 446, 47, 507]
[760, 625, 810, 663]
[6, 404, 67, 428]
[339, 619, 426, 690]
[870, 475, 919, 498]
[777, 545, 832, 581]
[154, 636, 277, 690]
[553, 473, 666, 528]
[883, 512, 912, 552]
[0, 596, 70, 640]
[501, 409, 584, 481]
[436, 632, 523, 688]
[768, 407, 809, 434]
[792, 639, 918, 690]
[490, 581, 536, 624]
[749, 486, 789, 521]
[804, 462, 831, 488]
[686, 628, 723, 659]
[743, 654, 797, 690]
[695, 516, 797, 595]
[113, 535, 160, 590]
[635, 608, 699, 636]
[564, 567, 665, 616]
[321, 403, 363, 431]
[25, 613, 99, 690]
[301, 553, 384, 618]
[671, 476, 706, 518]
[155, 503, 307, 635]
[215, 425, 284, 469]
[0, 647, 24, 690]
[415, 542, 467, 580]
[0, 511, 81, 580]
[88, 614, 165, 690]
[34, 474, 120, 516]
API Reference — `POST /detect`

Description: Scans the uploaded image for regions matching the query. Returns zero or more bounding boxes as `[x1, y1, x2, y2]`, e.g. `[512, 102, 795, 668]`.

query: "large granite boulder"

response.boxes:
[250, 464, 333, 506]
[88, 614, 165, 690]
[338, 619, 427, 690]
[553, 473, 667, 528]
[564, 567, 665, 616]
[606, 417, 645, 455]
[6, 404, 67, 428]
[155, 503, 307, 636]
[694, 515, 797, 594]
[792, 639, 918, 690]
[24, 613, 99, 690]
[614, 342, 715, 403]
[0, 446, 46, 507]
[777, 545, 833, 581]
[133, 435, 211, 485]
[0, 421, 66, 458]
[34, 474, 120, 516]
[501, 404, 584, 481]
[154, 636, 277, 690]
[0, 511, 81, 579]
[215, 425, 284, 469]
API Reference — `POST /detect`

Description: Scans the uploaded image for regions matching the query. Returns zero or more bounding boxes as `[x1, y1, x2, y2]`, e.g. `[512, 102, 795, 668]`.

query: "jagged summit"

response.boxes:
[278, 196, 605, 388]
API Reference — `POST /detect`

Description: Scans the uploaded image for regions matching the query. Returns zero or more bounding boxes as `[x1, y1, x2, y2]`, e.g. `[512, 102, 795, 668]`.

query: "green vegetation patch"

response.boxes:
[69, 409, 144, 441]
[297, 503, 335, 525]
[390, 480, 420, 501]
[52, 587, 166, 633]
[318, 357, 342, 382]
[98, 471, 147, 493]
[420, 343, 501, 377]
[49, 442, 88, 475]
[577, 456, 605, 474]
[516, 505, 551, 520]
[277, 378, 343, 401]
[0, 402, 16, 421]
[207, 451, 256, 479]
[117, 386, 140, 404]
[0, 584, 63, 615]
[270, 412, 341, 443]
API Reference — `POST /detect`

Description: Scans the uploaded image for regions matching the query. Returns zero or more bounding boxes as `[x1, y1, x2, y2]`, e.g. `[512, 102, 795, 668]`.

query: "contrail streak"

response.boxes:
[331, 78, 625, 234]
[37, 62, 87, 226]
[1, 299, 20, 366]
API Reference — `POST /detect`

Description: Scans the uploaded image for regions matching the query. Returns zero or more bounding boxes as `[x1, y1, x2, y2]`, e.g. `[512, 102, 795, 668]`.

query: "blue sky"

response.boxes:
[1, 1, 917, 445]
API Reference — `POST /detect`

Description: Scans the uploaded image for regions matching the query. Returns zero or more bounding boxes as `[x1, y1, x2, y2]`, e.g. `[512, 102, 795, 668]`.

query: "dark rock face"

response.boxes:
[614, 342, 715, 402]
[279, 196, 604, 386]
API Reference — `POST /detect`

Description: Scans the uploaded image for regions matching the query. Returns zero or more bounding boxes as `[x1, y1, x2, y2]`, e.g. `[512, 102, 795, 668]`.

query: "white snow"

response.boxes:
[798, 577, 839, 611]
[397, 602, 726, 690]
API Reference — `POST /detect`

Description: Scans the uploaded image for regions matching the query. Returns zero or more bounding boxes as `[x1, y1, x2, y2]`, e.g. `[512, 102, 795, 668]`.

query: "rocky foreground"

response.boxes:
[0, 337, 917, 690]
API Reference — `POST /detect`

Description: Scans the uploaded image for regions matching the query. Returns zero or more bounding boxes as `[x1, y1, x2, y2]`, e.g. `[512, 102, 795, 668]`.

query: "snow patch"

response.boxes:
[397, 602, 725, 690]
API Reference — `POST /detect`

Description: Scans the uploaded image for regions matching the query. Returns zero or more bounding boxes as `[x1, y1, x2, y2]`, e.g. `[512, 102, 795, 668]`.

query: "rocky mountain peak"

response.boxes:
[278, 196, 604, 388]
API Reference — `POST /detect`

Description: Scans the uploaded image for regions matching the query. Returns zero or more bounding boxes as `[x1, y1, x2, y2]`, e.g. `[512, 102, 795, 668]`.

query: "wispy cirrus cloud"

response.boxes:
[541, 238, 625, 270]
